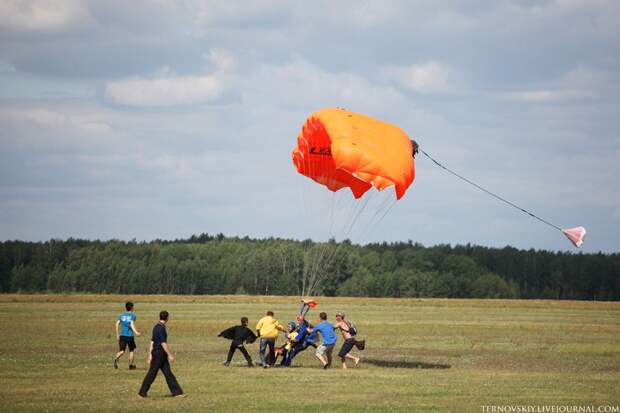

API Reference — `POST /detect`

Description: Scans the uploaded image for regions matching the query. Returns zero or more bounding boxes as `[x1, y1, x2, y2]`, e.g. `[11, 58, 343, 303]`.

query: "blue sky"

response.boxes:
[0, 0, 618, 252]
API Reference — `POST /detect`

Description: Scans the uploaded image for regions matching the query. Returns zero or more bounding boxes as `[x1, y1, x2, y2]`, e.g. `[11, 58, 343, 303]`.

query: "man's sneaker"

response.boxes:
[323, 363, 330, 370]
[137, 393, 147, 399]
[223, 362, 230, 366]
[113, 357, 119, 369]
[129, 364, 136, 370]
[173, 393, 187, 398]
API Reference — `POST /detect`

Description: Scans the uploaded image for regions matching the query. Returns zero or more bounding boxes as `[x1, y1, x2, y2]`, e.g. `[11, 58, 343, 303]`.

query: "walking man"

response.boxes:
[114, 301, 141, 370]
[309, 312, 337, 369]
[256, 310, 284, 368]
[138, 311, 185, 398]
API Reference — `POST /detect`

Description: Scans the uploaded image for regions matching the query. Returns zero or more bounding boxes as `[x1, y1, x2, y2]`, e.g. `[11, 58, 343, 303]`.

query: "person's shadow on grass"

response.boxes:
[363, 358, 451, 369]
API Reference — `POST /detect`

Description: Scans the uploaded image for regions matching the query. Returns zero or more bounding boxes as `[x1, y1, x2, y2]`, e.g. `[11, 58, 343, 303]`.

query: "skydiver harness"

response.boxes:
[340, 321, 357, 337]
[411, 139, 419, 158]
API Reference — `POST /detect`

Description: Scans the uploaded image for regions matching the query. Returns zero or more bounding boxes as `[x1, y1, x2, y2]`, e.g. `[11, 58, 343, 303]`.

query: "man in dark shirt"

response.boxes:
[218, 316, 257, 367]
[138, 311, 185, 398]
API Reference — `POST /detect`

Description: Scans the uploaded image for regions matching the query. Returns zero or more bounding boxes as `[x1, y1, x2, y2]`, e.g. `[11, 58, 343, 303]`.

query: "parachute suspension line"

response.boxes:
[376, 197, 397, 227]
[357, 191, 397, 243]
[419, 148, 563, 232]
[320, 193, 397, 296]
[306, 192, 372, 296]
[300, 133, 327, 298]
[321, 194, 389, 286]
[299, 170, 312, 297]
[315, 190, 339, 273]
[305, 193, 343, 298]
[342, 191, 371, 241]
[298, 161, 313, 297]
[311, 190, 338, 282]
[297, 135, 311, 297]
[309, 177, 350, 294]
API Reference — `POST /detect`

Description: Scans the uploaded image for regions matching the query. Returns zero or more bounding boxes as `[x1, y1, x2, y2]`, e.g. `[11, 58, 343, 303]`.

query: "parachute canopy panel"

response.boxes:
[292, 108, 415, 199]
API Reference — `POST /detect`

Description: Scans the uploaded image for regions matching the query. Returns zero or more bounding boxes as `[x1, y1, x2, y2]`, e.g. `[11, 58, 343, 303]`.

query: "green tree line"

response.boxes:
[1, 234, 618, 300]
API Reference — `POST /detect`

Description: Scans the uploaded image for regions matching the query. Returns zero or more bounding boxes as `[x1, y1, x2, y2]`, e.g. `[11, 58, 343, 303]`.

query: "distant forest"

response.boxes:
[1, 234, 618, 300]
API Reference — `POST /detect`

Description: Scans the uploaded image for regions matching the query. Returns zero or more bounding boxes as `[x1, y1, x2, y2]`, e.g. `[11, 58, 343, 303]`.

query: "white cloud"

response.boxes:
[245, 59, 408, 115]
[499, 66, 614, 103]
[206, 49, 235, 72]
[105, 71, 227, 107]
[562, 66, 612, 92]
[1, 107, 112, 135]
[553, 0, 610, 10]
[397, 61, 451, 94]
[170, 0, 291, 30]
[104, 50, 235, 107]
[0, 0, 90, 32]
[342, 1, 402, 28]
[502, 89, 592, 102]
[136, 154, 190, 177]
[0, 63, 16, 74]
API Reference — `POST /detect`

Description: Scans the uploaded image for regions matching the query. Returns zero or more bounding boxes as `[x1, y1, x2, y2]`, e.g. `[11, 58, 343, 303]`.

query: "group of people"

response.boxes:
[112, 301, 364, 399]
[219, 310, 365, 369]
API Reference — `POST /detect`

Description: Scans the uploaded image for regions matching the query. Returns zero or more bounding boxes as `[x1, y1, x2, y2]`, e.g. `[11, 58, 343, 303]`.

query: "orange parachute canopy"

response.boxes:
[292, 108, 415, 199]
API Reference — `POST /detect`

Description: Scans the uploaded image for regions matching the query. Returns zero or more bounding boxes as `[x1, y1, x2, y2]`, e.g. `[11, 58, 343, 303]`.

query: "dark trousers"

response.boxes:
[259, 338, 275, 366]
[227, 342, 253, 365]
[139, 349, 183, 397]
[283, 341, 316, 366]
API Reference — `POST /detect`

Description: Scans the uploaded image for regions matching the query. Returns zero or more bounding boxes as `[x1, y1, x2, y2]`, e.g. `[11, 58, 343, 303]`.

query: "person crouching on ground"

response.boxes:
[274, 321, 297, 366]
[218, 316, 257, 367]
[255, 310, 285, 368]
[114, 301, 141, 370]
[308, 312, 337, 369]
[138, 311, 185, 398]
[283, 314, 317, 366]
[334, 312, 361, 369]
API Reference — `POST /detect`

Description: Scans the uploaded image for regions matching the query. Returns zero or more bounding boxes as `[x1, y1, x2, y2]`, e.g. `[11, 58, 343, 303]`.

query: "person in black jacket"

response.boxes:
[138, 311, 184, 398]
[218, 317, 257, 367]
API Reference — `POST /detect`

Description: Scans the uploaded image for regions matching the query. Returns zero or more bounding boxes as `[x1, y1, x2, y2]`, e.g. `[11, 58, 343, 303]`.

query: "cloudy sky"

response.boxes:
[1, 0, 619, 252]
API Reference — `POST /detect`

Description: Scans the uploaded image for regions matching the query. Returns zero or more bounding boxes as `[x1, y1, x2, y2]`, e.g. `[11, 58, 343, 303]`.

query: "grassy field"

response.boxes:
[0, 294, 618, 413]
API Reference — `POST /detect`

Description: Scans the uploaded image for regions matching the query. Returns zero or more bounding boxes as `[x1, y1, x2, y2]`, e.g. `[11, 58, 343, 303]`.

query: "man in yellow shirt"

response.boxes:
[256, 310, 284, 368]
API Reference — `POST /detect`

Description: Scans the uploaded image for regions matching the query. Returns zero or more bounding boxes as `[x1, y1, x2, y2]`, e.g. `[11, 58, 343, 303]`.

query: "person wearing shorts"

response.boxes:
[335, 312, 360, 369]
[309, 312, 337, 369]
[114, 301, 141, 370]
